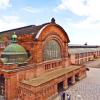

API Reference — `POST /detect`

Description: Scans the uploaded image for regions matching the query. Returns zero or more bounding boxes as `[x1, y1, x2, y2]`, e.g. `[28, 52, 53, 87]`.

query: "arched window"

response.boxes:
[43, 40, 61, 61]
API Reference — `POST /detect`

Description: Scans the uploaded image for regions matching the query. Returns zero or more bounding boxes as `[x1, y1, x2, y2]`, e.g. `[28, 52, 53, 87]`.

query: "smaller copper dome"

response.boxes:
[1, 43, 28, 65]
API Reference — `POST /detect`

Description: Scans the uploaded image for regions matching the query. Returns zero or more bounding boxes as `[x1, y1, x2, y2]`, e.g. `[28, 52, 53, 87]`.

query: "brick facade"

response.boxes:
[0, 19, 86, 100]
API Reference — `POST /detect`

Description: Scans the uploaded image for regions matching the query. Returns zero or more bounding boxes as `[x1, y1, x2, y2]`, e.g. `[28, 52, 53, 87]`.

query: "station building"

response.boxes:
[0, 18, 86, 100]
[69, 44, 100, 64]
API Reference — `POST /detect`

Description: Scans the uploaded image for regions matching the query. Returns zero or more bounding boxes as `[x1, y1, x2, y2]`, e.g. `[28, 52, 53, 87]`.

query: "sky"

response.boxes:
[0, 0, 100, 45]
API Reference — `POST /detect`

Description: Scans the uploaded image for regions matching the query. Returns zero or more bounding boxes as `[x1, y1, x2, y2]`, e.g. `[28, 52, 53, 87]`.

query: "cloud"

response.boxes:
[56, 0, 100, 21]
[56, 0, 88, 16]
[0, 0, 11, 9]
[0, 16, 26, 32]
[56, 0, 100, 17]
[63, 18, 100, 45]
[23, 6, 42, 14]
[55, 0, 100, 45]
[69, 18, 100, 31]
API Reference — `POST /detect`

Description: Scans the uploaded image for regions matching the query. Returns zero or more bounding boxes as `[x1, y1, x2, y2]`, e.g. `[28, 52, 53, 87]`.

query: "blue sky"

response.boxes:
[0, 0, 100, 45]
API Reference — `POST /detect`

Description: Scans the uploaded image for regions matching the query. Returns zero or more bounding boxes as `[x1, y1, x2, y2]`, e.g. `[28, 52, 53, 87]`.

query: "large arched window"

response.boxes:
[43, 40, 61, 61]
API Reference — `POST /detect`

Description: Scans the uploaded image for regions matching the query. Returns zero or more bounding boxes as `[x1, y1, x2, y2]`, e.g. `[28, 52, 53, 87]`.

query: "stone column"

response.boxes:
[63, 80, 68, 90]
[5, 73, 17, 100]
[5, 77, 11, 100]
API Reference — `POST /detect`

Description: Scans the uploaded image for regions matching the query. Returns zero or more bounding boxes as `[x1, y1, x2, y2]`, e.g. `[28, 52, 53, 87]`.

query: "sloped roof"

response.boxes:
[0, 23, 49, 39]
[69, 44, 99, 48]
[68, 47, 100, 54]
[0, 18, 70, 42]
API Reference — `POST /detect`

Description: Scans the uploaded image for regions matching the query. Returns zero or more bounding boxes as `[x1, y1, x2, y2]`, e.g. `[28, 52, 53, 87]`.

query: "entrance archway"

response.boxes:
[67, 77, 72, 87]
[57, 81, 64, 93]
[0, 74, 5, 96]
[75, 74, 80, 82]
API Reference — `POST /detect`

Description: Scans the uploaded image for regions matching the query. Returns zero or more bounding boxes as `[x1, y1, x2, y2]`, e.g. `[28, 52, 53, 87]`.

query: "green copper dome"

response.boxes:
[3, 44, 27, 54]
[1, 43, 28, 65]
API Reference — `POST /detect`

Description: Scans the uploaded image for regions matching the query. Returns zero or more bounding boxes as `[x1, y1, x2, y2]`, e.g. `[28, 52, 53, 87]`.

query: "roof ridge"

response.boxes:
[0, 25, 34, 34]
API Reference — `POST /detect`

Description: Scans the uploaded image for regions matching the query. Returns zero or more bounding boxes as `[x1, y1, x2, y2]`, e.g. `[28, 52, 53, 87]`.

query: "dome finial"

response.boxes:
[12, 32, 17, 43]
[51, 17, 55, 23]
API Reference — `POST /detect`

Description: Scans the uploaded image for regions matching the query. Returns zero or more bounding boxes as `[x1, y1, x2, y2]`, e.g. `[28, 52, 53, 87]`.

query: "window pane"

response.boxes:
[44, 40, 61, 61]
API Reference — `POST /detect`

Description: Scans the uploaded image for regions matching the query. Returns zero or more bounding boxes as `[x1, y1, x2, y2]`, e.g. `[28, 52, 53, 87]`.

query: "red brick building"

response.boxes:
[0, 18, 86, 100]
[69, 45, 100, 64]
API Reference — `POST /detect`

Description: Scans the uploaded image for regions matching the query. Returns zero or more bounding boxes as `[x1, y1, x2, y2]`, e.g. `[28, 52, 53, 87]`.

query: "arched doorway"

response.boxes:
[93, 54, 96, 59]
[67, 77, 73, 87]
[57, 81, 64, 93]
[75, 74, 80, 82]
[0, 74, 5, 96]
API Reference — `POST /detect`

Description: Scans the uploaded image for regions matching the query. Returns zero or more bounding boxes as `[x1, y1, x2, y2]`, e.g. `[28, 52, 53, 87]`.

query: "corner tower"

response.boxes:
[1, 33, 28, 65]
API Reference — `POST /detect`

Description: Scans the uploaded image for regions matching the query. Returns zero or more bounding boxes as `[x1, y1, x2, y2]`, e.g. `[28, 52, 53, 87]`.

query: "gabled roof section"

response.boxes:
[0, 23, 49, 38]
[0, 18, 70, 42]
[35, 23, 70, 43]
[35, 18, 70, 42]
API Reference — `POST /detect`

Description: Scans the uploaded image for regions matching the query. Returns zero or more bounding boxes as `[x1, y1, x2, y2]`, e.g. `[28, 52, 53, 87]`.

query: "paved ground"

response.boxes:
[53, 59, 100, 100]
[0, 96, 4, 100]
[54, 68, 100, 100]
[84, 58, 100, 68]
